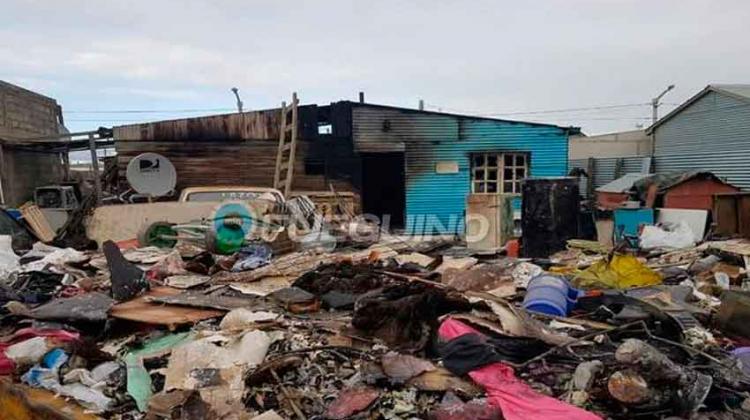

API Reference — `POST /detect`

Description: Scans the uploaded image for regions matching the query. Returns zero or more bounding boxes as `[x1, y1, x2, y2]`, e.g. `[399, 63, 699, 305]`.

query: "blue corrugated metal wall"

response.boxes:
[403, 119, 569, 234]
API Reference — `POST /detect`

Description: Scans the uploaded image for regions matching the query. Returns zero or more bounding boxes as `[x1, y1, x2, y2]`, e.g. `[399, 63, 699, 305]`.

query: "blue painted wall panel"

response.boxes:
[404, 119, 569, 234]
[351, 106, 570, 234]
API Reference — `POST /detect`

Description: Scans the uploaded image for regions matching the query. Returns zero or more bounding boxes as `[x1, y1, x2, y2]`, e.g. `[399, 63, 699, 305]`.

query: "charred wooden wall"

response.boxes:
[113, 106, 358, 195]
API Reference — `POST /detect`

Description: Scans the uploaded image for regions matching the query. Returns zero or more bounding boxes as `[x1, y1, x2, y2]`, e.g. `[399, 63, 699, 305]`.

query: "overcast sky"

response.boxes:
[2, 0, 749, 136]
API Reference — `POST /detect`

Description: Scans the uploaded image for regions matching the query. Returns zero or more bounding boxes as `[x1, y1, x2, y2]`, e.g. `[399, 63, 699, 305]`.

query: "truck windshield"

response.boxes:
[185, 191, 264, 202]
[36, 189, 63, 208]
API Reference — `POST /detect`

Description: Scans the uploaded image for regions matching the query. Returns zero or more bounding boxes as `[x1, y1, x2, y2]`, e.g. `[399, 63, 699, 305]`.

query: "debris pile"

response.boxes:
[2, 227, 750, 419]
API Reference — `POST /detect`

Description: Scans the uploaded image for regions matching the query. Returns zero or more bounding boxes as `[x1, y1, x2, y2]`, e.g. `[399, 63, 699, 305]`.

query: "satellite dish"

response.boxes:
[126, 153, 177, 196]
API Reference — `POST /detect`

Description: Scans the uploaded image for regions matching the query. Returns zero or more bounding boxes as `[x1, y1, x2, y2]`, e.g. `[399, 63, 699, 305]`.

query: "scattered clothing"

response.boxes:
[438, 318, 601, 420]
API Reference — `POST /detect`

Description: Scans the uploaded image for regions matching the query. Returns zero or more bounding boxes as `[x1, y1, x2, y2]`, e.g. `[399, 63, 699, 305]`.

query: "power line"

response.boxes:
[66, 102, 655, 116]
[64, 102, 679, 118]
[423, 102, 651, 116]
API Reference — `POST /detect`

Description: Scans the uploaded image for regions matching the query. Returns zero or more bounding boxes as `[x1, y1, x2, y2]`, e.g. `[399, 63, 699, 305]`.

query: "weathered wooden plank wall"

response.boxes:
[114, 109, 282, 142]
[113, 108, 356, 194]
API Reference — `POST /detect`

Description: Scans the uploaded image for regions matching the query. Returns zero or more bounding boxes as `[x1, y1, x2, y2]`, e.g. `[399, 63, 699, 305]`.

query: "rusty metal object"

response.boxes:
[615, 339, 682, 381]
[607, 370, 651, 404]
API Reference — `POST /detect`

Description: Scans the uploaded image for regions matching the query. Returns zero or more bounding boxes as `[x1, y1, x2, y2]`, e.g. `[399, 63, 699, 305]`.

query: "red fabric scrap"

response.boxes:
[438, 318, 601, 420]
[7, 328, 80, 343]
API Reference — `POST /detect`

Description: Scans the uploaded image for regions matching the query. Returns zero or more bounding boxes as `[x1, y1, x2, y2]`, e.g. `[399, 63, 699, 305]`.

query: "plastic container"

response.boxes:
[506, 239, 520, 258]
[731, 347, 750, 375]
[5, 209, 22, 220]
[521, 178, 580, 258]
[523, 274, 582, 316]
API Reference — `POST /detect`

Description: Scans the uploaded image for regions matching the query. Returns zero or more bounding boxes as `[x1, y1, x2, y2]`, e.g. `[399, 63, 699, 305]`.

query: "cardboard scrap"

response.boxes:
[250, 410, 285, 420]
[164, 275, 211, 289]
[406, 367, 481, 396]
[381, 352, 435, 384]
[124, 332, 194, 412]
[395, 252, 435, 268]
[219, 308, 279, 330]
[434, 257, 478, 274]
[442, 264, 516, 297]
[109, 287, 223, 327]
[164, 330, 273, 416]
[228, 276, 294, 296]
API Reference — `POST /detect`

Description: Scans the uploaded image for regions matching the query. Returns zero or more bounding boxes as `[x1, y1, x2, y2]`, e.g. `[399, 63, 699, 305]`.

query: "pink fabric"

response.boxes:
[0, 342, 12, 375]
[439, 318, 601, 420]
[438, 317, 484, 339]
[7, 328, 79, 343]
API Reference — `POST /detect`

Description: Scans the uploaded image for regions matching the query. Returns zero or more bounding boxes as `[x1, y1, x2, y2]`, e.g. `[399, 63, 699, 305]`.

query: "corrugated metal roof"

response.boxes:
[596, 173, 651, 193]
[650, 88, 750, 191]
[348, 102, 579, 131]
[713, 84, 750, 100]
[647, 84, 750, 133]
[569, 156, 650, 196]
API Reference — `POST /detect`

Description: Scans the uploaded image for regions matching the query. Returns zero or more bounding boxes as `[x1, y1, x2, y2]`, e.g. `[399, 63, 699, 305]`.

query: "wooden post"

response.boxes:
[61, 150, 70, 181]
[0, 144, 5, 205]
[586, 157, 595, 200]
[88, 133, 101, 205]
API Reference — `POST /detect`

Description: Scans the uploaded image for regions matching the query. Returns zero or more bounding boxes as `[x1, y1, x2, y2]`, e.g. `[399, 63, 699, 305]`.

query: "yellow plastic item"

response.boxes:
[573, 254, 662, 289]
[549, 266, 575, 275]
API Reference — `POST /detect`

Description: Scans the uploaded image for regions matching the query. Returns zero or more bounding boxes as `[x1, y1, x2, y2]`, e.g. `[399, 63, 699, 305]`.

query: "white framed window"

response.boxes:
[471, 152, 528, 194]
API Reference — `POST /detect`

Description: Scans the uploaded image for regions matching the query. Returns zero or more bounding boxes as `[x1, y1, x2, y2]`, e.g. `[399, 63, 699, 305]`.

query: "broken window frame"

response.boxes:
[470, 152, 529, 194]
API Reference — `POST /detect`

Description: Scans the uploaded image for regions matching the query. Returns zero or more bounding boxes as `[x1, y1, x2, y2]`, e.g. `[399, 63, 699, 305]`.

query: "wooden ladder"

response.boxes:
[273, 92, 299, 197]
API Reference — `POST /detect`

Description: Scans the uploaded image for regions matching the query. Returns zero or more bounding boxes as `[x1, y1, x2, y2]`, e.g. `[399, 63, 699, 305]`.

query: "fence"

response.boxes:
[569, 156, 651, 197]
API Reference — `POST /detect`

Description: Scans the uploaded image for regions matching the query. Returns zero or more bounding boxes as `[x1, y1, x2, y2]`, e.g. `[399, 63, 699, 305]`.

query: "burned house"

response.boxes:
[113, 99, 578, 233]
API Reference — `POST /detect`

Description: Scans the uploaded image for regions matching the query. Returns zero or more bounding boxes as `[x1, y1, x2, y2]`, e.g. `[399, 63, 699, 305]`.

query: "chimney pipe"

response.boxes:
[358, 92, 365, 103]
[419, 99, 424, 111]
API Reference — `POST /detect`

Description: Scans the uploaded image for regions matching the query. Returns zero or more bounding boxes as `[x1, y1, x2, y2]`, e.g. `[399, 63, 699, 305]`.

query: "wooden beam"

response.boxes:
[586, 157, 595, 200]
[0, 144, 5, 205]
[61, 149, 70, 182]
[89, 133, 101, 205]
